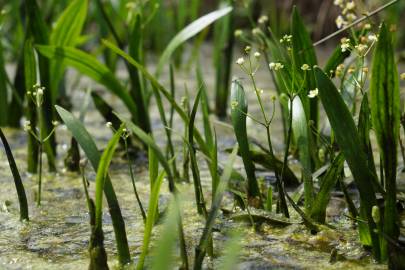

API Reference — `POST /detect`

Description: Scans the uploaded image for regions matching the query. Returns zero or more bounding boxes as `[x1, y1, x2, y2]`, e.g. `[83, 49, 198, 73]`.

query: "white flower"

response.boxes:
[23, 121, 31, 132]
[258, 15, 268, 24]
[236, 57, 245, 65]
[106, 122, 113, 128]
[244, 46, 251, 53]
[340, 38, 350, 52]
[364, 23, 372, 30]
[269, 62, 284, 71]
[335, 15, 346, 29]
[341, 43, 350, 52]
[254, 52, 261, 58]
[37, 88, 44, 96]
[52, 121, 59, 126]
[301, 64, 310, 71]
[231, 100, 239, 110]
[234, 29, 243, 37]
[336, 64, 345, 77]
[252, 28, 260, 35]
[401, 73, 405, 81]
[368, 34, 378, 42]
[346, 1, 355, 10]
[308, 88, 319, 98]
[333, 0, 343, 6]
[355, 44, 368, 55]
[346, 13, 357, 22]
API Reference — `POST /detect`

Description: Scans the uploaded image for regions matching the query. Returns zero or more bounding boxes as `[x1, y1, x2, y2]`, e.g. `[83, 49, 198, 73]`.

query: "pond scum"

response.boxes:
[0, 0, 405, 269]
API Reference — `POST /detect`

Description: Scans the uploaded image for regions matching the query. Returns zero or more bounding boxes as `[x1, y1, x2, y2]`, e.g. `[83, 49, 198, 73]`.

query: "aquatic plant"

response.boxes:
[1, 1, 404, 269]
[0, 128, 29, 221]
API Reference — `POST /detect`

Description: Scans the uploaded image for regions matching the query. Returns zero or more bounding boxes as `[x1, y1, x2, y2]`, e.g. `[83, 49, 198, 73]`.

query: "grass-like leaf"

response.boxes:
[117, 114, 176, 193]
[0, 128, 29, 221]
[136, 171, 166, 270]
[102, 39, 211, 157]
[188, 89, 207, 215]
[55, 106, 131, 265]
[90, 126, 123, 268]
[24, 38, 40, 173]
[49, 0, 88, 101]
[291, 6, 318, 126]
[310, 153, 344, 223]
[156, 6, 232, 76]
[314, 67, 381, 260]
[0, 43, 8, 126]
[37, 46, 139, 123]
[370, 23, 400, 259]
[323, 45, 350, 78]
[194, 145, 238, 268]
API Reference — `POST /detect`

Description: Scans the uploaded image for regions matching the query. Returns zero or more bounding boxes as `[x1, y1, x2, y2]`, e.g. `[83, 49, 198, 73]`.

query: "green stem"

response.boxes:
[125, 139, 146, 222]
[266, 125, 289, 218]
[36, 103, 44, 206]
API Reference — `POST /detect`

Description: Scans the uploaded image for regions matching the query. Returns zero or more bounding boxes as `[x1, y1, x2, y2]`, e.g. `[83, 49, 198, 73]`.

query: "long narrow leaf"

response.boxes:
[156, 6, 232, 76]
[0, 128, 29, 221]
[49, 0, 88, 101]
[370, 23, 400, 259]
[292, 96, 313, 211]
[117, 114, 175, 192]
[230, 80, 261, 203]
[37, 46, 139, 122]
[55, 106, 131, 265]
[310, 153, 344, 223]
[314, 67, 380, 260]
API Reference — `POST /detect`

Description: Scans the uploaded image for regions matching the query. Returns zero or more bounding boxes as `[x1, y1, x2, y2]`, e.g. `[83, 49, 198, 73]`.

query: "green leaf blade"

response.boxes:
[156, 6, 232, 76]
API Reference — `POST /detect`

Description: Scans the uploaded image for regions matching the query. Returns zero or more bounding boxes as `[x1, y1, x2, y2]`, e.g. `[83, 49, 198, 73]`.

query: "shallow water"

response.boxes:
[1, 45, 404, 269]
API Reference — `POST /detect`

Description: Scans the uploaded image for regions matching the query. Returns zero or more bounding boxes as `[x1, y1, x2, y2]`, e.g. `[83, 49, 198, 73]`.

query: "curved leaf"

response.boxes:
[156, 6, 232, 76]
[37, 46, 139, 122]
[55, 106, 131, 265]
[230, 79, 260, 201]
[292, 96, 313, 211]
[314, 67, 380, 259]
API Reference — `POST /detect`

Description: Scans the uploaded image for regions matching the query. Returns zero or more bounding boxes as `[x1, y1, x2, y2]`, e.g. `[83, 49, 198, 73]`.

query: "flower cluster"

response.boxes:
[27, 84, 45, 107]
[269, 62, 284, 71]
[334, 0, 358, 29]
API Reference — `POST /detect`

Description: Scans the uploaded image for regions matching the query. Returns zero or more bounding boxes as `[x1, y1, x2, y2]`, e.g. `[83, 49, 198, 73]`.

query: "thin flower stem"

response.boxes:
[124, 139, 146, 222]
